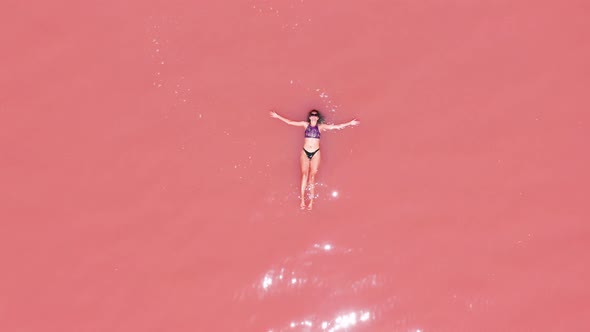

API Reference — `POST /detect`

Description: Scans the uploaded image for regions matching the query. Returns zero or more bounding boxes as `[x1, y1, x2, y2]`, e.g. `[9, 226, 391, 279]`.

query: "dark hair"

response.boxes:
[306, 109, 325, 123]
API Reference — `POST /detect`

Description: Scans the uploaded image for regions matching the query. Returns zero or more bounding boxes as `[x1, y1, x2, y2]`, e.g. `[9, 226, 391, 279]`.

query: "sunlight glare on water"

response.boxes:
[280, 310, 373, 331]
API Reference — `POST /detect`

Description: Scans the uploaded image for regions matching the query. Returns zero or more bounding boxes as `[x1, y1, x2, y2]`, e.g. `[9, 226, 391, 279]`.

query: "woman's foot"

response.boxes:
[307, 200, 313, 210]
[300, 200, 306, 209]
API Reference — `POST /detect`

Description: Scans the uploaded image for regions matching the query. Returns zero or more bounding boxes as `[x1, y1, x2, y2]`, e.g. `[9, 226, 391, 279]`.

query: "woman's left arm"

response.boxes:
[320, 119, 360, 131]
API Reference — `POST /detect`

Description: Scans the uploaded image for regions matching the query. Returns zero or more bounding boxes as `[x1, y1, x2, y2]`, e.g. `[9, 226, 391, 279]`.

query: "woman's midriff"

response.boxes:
[303, 137, 320, 151]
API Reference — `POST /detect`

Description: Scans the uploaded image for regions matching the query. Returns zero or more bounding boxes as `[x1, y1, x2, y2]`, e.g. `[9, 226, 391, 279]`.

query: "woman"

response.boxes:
[270, 109, 360, 210]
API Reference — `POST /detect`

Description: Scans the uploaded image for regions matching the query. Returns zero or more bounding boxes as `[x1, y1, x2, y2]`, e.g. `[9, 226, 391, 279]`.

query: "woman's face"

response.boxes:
[309, 112, 319, 122]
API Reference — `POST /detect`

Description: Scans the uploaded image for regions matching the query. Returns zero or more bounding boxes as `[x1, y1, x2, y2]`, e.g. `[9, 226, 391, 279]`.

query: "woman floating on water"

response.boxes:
[270, 109, 360, 210]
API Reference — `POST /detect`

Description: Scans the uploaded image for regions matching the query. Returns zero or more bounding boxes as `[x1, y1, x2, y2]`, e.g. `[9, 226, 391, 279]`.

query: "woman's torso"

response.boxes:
[303, 124, 321, 150]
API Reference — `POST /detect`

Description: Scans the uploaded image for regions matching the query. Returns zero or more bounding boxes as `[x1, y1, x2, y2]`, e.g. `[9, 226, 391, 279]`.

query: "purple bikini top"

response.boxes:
[304, 124, 321, 139]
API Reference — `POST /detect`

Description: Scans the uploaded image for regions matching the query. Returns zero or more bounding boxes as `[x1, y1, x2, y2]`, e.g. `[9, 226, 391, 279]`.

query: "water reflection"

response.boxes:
[247, 241, 393, 331]
[258, 243, 343, 294]
[313, 243, 333, 251]
[274, 309, 373, 331]
[260, 268, 307, 293]
[324, 310, 372, 331]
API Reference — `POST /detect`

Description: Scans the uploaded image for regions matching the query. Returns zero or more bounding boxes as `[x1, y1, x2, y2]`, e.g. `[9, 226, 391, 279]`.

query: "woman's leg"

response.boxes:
[300, 150, 310, 209]
[307, 150, 321, 210]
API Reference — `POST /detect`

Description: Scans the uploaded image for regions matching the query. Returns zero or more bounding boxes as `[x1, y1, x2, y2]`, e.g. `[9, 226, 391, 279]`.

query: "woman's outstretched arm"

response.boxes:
[320, 119, 360, 130]
[270, 111, 308, 127]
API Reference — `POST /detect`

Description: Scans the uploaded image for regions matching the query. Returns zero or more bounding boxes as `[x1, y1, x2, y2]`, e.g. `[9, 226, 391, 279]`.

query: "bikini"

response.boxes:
[303, 124, 321, 159]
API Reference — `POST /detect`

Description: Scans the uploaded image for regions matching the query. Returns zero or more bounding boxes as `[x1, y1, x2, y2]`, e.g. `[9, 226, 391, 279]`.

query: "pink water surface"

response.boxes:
[2, 0, 590, 331]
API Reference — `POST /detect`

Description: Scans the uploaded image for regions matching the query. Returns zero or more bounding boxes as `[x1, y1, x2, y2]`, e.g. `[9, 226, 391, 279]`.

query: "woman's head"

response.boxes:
[307, 109, 325, 123]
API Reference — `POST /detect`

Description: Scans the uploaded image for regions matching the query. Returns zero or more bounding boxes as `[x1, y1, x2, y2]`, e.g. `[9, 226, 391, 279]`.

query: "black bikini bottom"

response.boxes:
[303, 148, 320, 160]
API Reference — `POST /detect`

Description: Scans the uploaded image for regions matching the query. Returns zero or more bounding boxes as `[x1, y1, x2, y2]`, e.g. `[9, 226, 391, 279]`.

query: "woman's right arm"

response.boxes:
[270, 111, 307, 127]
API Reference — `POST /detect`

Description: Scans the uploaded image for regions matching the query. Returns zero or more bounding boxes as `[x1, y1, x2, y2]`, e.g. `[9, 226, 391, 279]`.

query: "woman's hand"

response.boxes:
[349, 119, 360, 126]
[270, 111, 280, 119]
